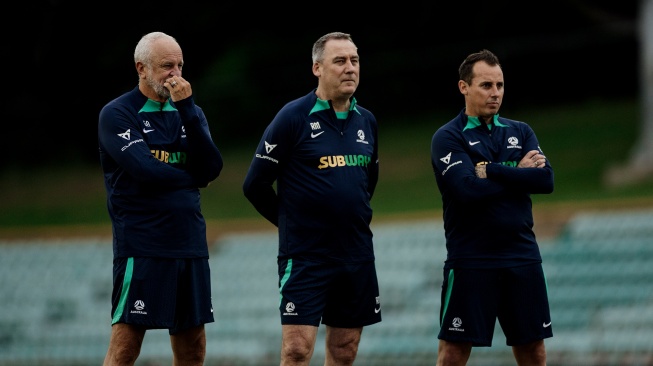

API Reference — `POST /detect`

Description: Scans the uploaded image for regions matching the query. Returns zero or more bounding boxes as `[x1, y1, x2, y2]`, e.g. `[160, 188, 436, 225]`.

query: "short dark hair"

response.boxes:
[458, 49, 501, 84]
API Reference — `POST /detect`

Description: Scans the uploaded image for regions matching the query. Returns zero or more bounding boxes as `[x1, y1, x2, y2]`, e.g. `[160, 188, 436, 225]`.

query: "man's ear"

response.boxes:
[136, 62, 147, 79]
[458, 80, 468, 95]
[312, 62, 321, 77]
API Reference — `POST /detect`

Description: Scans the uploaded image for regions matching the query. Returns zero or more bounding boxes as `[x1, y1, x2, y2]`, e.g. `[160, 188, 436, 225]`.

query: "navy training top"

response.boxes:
[243, 90, 379, 263]
[430, 108, 554, 269]
[98, 86, 223, 259]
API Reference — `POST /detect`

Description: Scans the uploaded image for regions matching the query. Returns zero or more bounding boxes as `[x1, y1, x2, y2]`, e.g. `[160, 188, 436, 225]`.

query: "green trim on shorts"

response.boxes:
[111, 257, 134, 324]
[441, 269, 454, 324]
[278, 258, 292, 307]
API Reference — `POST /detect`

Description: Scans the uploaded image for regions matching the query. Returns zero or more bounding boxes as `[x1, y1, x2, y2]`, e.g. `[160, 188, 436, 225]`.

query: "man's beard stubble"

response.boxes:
[146, 75, 171, 101]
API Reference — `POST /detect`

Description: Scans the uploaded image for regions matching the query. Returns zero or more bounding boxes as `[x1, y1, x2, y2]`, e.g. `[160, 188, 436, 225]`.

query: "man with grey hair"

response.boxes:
[243, 32, 381, 366]
[98, 31, 223, 366]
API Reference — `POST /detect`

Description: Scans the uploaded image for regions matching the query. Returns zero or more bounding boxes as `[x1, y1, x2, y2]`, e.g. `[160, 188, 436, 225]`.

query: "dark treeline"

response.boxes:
[7, 1, 637, 169]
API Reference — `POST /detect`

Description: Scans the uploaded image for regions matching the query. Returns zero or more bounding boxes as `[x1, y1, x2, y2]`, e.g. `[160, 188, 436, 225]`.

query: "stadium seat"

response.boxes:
[1, 209, 652, 365]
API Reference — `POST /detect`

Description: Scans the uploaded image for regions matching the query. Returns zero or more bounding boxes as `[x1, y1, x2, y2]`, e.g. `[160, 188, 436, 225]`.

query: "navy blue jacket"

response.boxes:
[243, 90, 379, 263]
[431, 108, 554, 269]
[98, 87, 223, 258]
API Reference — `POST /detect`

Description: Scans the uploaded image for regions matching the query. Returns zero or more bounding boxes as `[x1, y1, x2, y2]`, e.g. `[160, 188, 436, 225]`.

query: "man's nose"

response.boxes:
[490, 85, 501, 95]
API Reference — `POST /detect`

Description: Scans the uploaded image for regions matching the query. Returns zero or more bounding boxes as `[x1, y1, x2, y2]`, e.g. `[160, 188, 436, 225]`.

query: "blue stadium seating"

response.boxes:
[0, 209, 652, 365]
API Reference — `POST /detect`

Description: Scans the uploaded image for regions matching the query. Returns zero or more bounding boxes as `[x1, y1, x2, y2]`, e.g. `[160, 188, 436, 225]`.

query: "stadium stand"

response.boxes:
[0, 208, 652, 365]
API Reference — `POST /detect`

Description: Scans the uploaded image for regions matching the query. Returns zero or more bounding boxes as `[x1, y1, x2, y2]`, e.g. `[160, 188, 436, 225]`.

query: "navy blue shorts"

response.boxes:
[278, 258, 382, 327]
[438, 263, 553, 346]
[110, 257, 214, 334]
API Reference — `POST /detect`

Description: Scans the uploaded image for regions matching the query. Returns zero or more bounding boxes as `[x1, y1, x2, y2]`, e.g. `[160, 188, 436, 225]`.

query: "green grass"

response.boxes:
[0, 98, 651, 229]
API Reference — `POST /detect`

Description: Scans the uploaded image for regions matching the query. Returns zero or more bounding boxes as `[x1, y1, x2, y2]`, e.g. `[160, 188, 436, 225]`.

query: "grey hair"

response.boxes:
[134, 31, 178, 65]
[312, 32, 355, 63]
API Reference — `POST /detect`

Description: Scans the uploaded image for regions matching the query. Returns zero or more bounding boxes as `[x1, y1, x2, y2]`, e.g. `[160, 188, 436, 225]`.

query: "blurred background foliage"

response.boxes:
[2, 1, 650, 231]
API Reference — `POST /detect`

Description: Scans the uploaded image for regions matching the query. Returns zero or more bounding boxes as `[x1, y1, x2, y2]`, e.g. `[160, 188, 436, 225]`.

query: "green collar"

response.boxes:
[309, 96, 360, 116]
[139, 98, 177, 113]
[463, 114, 508, 131]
